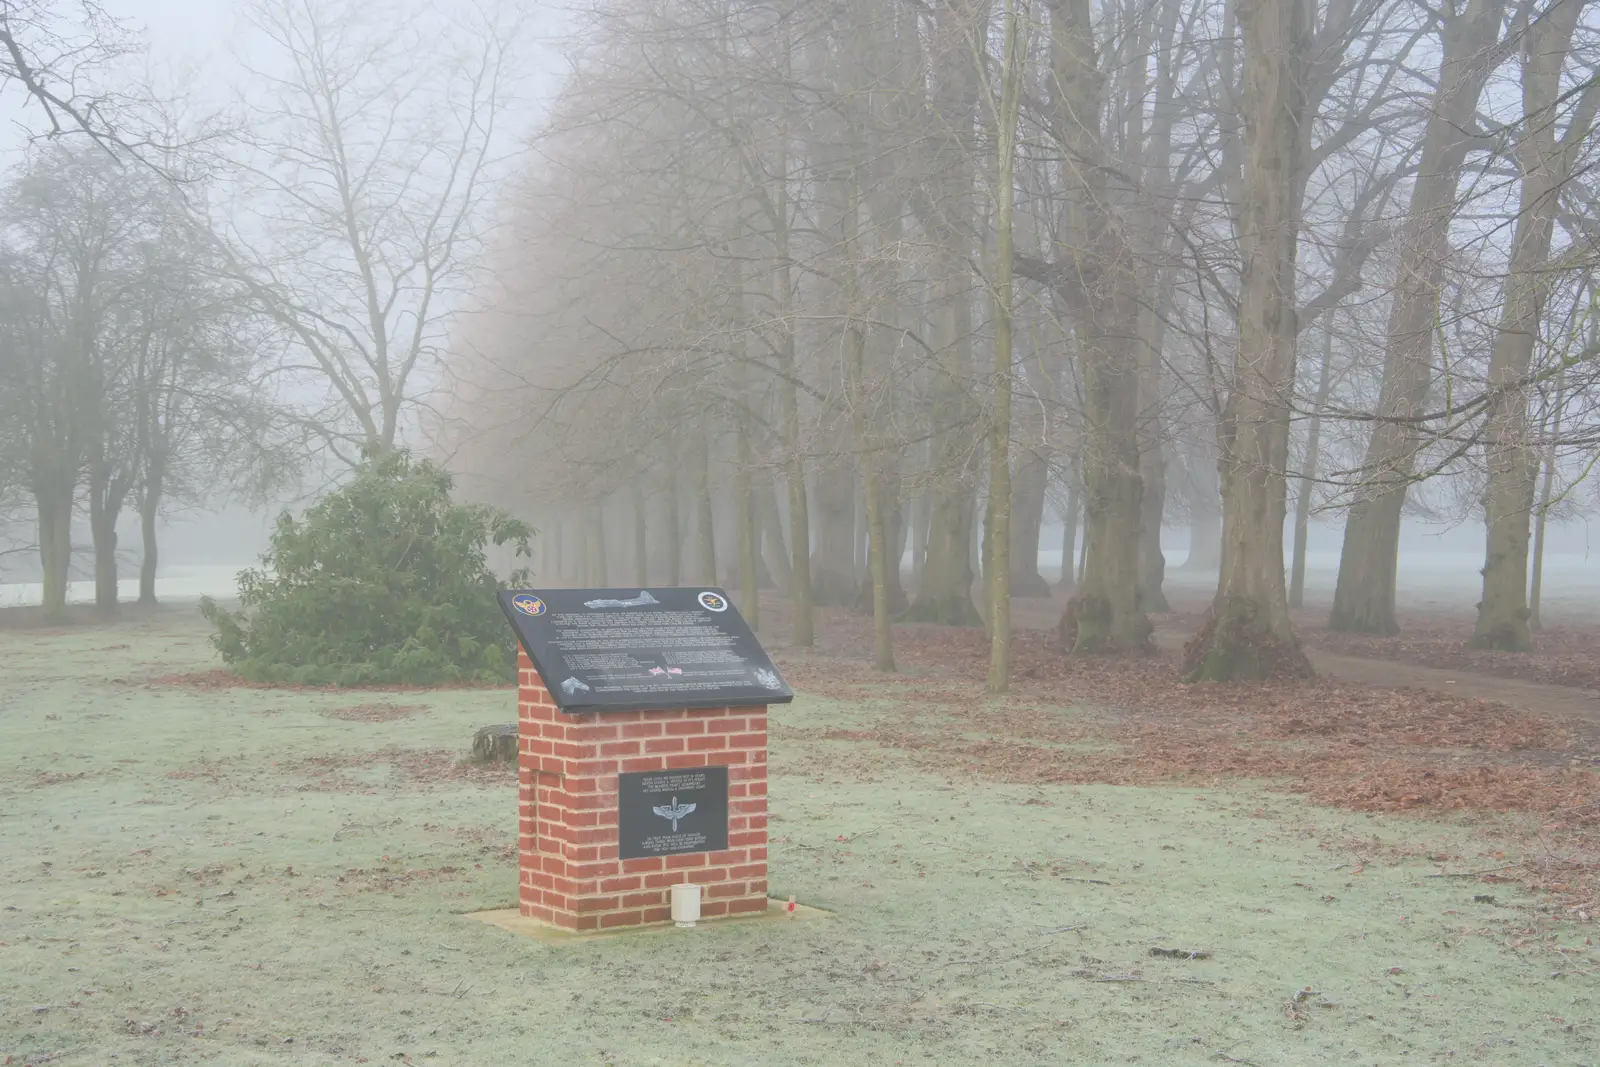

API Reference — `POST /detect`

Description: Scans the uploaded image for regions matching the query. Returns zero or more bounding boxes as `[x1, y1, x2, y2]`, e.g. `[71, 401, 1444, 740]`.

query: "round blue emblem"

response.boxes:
[512, 594, 546, 617]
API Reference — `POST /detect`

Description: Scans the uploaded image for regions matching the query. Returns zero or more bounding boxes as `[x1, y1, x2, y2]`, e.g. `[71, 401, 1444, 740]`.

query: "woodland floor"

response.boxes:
[1, 592, 1598, 1066]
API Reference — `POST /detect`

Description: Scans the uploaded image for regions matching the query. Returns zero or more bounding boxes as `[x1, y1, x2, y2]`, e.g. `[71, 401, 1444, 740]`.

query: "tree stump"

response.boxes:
[472, 723, 518, 764]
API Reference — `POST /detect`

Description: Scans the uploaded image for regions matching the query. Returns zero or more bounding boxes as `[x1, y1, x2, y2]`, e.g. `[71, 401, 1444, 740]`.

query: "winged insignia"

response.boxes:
[652, 796, 697, 832]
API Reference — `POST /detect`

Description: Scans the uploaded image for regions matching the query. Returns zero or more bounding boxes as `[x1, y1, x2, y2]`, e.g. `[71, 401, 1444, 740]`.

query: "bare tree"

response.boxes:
[903, 0, 986, 629]
[1, 2, 132, 145]
[220, 0, 523, 464]
[1183, 0, 1314, 680]
[982, 0, 1029, 691]
[126, 219, 290, 605]
[0, 141, 283, 616]
[1328, 0, 1508, 634]
[432, 0, 1600, 686]
[1472, 0, 1599, 651]
[1024, 0, 1152, 653]
[0, 243, 77, 620]
[1, 145, 162, 617]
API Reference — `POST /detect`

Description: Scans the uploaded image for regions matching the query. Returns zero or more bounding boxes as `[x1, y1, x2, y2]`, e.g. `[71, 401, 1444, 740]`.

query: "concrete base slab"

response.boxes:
[464, 898, 831, 944]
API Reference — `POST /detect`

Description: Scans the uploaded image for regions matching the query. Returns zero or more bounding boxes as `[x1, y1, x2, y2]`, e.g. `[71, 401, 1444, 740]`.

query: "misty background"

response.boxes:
[2, 0, 1598, 645]
[0, 0, 559, 603]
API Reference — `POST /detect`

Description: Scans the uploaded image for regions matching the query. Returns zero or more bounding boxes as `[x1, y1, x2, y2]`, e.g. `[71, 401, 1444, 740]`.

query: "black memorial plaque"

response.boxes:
[497, 587, 795, 713]
[617, 766, 729, 860]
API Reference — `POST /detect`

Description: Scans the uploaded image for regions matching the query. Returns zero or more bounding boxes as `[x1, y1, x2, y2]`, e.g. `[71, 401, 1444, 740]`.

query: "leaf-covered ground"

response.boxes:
[1302, 619, 1600, 693]
[1137, 585, 1600, 696]
[2, 607, 1597, 1066]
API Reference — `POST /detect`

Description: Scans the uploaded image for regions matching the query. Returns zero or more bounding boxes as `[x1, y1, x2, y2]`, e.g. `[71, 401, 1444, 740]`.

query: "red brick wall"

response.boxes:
[516, 648, 769, 930]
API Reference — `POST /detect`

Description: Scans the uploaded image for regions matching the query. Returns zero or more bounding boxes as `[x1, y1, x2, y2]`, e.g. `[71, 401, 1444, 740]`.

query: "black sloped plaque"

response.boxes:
[497, 587, 795, 713]
[617, 766, 729, 860]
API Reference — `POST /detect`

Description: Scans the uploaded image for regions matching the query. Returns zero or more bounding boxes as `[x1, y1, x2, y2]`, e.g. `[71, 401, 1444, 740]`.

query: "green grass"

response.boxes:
[1, 609, 1595, 1065]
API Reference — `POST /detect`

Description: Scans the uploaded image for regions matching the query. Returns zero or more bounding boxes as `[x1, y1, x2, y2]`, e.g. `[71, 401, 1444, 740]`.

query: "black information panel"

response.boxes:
[497, 587, 795, 713]
[617, 766, 729, 860]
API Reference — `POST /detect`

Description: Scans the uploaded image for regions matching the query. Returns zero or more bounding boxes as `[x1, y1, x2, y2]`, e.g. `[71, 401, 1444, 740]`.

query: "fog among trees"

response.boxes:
[2, 0, 1599, 689]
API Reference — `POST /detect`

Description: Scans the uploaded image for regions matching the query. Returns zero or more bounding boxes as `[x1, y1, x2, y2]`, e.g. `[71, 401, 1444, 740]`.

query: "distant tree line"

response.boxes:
[435, 0, 1600, 689]
[0, 0, 526, 623]
[0, 145, 282, 618]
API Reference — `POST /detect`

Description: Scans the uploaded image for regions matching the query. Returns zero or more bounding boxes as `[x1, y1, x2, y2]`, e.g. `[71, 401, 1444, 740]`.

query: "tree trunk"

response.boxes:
[1008, 449, 1052, 597]
[909, 486, 928, 584]
[138, 488, 159, 606]
[915, 486, 928, 585]
[1472, 0, 1586, 652]
[830, 127, 895, 668]
[1183, 0, 1312, 682]
[633, 485, 648, 586]
[1289, 324, 1335, 609]
[885, 481, 908, 613]
[854, 465, 910, 616]
[1124, 0, 1185, 617]
[665, 466, 682, 586]
[1044, 0, 1149, 653]
[972, 502, 984, 587]
[552, 512, 565, 582]
[905, 0, 981, 629]
[1182, 452, 1223, 570]
[1136, 415, 1169, 612]
[983, 0, 1025, 692]
[719, 490, 739, 589]
[1328, 0, 1506, 633]
[738, 418, 760, 631]
[578, 511, 592, 586]
[695, 439, 717, 586]
[864, 473, 895, 670]
[785, 455, 813, 644]
[757, 479, 790, 592]
[1068, 358, 1147, 653]
[88, 472, 121, 615]
[1137, 450, 1168, 613]
[751, 509, 774, 590]
[1057, 480, 1080, 592]
[769, 121, 814, 645]
[1065, 286, 1147, 649]
[1135, 281, 1171, 614]
[90, 531, 117, 612]
[472, 724, 518, 764]
[849, 355, 896, 670]
[1528, 442, 1553, 634]
[37, 486, 73, 623]
[811, 463, 857, 606]
[908, 468, 981, 625]
[583, 502, 608, 586]
[903, 305, 980, 627]
[1528, 369, 1565, 632]
[1077, 513, 1088, 583]
[854, 480, 867, 580]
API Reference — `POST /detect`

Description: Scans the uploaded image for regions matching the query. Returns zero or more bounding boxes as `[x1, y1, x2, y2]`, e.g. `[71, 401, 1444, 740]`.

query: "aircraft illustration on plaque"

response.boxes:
[583, 591, 660, 609]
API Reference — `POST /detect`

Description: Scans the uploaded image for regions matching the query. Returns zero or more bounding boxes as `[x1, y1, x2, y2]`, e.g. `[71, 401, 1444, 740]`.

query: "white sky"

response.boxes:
[0, 0, 562, 164]
[0, 0, 231, 160]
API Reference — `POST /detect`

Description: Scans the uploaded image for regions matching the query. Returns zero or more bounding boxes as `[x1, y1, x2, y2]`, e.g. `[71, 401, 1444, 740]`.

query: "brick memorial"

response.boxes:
[498, 588, 793, 931]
